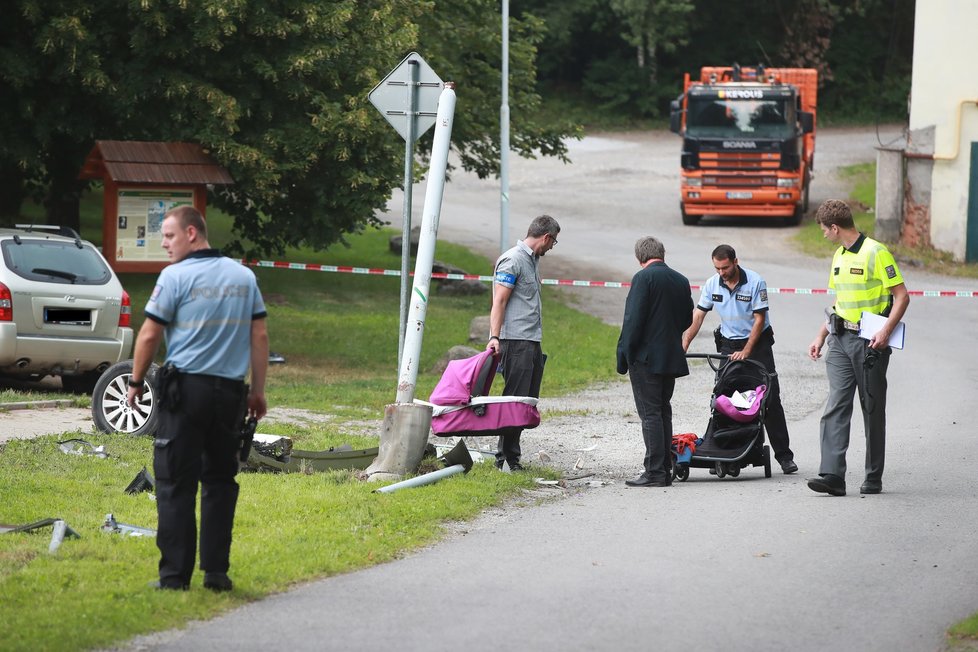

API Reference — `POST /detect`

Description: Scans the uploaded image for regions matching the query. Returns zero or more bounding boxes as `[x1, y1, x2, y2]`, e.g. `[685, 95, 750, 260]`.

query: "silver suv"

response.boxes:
[0, 225, 134, 393]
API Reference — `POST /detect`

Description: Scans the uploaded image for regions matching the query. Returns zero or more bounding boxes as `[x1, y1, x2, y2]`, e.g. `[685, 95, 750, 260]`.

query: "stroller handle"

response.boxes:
[685, 353, 728, 373]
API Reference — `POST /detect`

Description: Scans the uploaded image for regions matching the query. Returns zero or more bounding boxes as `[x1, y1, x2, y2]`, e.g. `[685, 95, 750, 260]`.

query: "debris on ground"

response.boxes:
[124, 467, 155, 494]
[57, 439, 108, 458]
[100, 513, 156, 537]
[0, 517, 81, 554]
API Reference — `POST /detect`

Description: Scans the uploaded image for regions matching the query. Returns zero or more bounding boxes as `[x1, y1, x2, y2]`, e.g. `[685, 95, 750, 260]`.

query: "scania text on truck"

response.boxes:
[669, 64, 817, 226]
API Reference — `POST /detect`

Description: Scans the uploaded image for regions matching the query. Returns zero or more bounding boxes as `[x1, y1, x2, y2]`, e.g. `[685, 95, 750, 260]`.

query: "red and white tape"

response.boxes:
[241, 259, 978, 298]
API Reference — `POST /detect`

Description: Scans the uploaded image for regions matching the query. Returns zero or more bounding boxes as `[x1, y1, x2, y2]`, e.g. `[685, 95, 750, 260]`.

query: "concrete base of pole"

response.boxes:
[363, 402, 432, 482]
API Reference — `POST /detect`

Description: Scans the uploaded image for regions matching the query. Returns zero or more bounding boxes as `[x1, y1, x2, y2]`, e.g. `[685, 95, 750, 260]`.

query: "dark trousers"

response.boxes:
[719, 333, 794, 463]
[628, 364, 675, 481]
[154, 374, 245, 585]
[496, 339, 545, 465]
[820, 331, 890, 481]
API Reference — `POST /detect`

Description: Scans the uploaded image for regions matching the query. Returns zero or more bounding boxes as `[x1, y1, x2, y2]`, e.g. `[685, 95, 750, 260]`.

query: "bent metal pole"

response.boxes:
[394, 83, 457, 405]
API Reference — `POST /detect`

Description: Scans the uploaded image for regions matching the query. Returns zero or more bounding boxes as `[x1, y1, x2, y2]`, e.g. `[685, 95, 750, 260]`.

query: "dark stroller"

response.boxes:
[673, 354, 773, 481]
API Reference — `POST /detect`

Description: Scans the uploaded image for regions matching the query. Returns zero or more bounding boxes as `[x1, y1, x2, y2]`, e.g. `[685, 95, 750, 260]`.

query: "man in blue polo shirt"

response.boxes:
[682, 244, 796, 474]
[127, 205, 268, 592]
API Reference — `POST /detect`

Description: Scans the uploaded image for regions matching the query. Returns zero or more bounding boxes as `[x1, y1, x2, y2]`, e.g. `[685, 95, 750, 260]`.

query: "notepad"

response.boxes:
[858, 311, 906, 349]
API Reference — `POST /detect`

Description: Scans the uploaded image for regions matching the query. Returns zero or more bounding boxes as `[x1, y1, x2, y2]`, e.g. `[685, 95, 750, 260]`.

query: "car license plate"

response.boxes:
[45, 308, 92, 326]
[726, 191, 753, 199]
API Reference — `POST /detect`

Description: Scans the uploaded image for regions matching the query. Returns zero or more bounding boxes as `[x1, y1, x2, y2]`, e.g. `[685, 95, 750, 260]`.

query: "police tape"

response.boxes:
[240, 259, 978, 298]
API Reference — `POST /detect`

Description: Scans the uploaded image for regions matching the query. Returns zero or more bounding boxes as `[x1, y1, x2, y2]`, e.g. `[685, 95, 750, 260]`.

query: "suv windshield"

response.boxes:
[686, 97, 796, 139]
[1, 240, 112, 285]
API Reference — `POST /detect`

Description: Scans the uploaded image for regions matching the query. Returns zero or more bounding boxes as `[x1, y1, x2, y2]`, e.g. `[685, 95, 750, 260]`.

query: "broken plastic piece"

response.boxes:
[57, 439, 109, 458]
[100, 513, 156, 537]
[124, 467, 155, 494]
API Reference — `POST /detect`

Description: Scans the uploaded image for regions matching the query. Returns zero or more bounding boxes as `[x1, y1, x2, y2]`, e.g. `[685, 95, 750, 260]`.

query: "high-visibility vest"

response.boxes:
[828, 235, 904, 322]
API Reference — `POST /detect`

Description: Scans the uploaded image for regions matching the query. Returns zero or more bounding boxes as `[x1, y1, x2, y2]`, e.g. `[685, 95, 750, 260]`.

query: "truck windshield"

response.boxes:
[686, 97, 796, 139]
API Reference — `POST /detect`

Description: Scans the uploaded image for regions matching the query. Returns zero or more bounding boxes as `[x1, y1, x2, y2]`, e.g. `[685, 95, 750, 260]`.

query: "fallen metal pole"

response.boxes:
[374, 464, 466, 494]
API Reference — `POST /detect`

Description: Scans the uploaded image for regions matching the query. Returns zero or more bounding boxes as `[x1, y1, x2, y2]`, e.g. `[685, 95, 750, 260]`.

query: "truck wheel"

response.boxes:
[802, 177, 811, 213]
[91, 361, 160, 436]
[681, 204, 701, 226]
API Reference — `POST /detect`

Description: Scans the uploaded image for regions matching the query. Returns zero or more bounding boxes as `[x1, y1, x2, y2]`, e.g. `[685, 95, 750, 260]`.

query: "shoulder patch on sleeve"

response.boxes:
[711, 293, 723, 302]
[495, 272, 516, 285]
[150, 284, 163, 301]
[760, 289, 768, 303]
[885, 264, 897, 279]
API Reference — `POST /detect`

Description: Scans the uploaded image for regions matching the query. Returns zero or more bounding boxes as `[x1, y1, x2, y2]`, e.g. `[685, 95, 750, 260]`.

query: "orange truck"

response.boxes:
[669, 64, 817, 225]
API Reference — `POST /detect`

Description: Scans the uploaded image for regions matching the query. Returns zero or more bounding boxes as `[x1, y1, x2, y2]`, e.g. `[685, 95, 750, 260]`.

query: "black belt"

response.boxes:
[181, 373, 245, 390]
[831, 314, 860, 333]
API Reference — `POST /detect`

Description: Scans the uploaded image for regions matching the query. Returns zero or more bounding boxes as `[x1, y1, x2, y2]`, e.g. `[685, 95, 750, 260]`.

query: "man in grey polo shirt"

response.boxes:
[486, 215, 560, 471]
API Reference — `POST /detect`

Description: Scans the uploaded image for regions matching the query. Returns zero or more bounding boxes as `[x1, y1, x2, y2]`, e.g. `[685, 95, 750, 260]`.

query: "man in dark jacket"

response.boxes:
[617, 236, 693, 487]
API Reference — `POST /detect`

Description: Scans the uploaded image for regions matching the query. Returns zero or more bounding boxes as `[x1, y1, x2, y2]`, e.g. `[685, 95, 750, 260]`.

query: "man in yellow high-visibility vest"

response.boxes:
[806, 199, 909, 497]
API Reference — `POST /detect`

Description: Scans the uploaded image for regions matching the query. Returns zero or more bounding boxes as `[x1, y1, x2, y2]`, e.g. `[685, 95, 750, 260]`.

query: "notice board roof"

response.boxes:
[79, 140, 234, 186]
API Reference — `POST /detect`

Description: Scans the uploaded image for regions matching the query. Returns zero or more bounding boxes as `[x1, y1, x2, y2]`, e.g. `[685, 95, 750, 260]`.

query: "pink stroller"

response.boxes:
[418, 350, 540, 437]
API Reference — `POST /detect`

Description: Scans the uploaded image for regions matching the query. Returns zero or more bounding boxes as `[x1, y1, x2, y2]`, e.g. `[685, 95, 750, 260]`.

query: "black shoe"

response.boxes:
[780, 460, 799, 475]
[625, 474, 654, 487]
[149, 580, 188, 591]
[625, 474, 671, 487]
[807, 474, 846, 496]
[508, 461, 525, 472]
[860, 480, 882, 494]
[203, 572, 233, 592]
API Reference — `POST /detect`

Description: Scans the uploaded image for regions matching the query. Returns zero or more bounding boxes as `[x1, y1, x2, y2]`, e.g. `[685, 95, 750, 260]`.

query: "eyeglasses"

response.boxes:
[548, 234, 558, 246]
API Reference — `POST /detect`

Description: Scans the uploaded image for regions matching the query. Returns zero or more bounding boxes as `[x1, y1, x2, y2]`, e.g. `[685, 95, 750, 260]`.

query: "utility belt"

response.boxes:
[155, 362, 254, 460]
[714, 326, 775, 352]
[157, 363, 246, 412]
[830, 313, 861, 333]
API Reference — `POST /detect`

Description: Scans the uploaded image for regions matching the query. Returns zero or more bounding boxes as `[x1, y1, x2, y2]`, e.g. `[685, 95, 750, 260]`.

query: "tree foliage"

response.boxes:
[0, 0, 575, 255]
[518, 0, 914, 121]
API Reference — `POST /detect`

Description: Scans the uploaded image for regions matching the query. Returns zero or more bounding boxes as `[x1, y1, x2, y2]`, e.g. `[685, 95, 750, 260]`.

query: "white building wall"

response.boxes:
[909, 2, 978, 259]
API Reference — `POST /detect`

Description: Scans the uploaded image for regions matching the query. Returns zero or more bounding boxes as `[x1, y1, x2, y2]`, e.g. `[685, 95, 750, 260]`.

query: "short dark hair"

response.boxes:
[634, 236, 665, 263]
[165, 205, 208, 239]
[526, 214, 560, 239]
[814, 199, 855, 229]
[712, 244, 736, 261]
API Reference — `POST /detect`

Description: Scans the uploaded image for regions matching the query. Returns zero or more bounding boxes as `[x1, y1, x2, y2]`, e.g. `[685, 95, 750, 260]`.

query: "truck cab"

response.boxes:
[670, 65, 817, 225]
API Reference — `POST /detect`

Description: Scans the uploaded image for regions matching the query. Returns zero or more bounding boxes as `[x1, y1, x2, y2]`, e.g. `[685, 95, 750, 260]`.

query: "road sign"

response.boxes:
[369, 52, 444, 141]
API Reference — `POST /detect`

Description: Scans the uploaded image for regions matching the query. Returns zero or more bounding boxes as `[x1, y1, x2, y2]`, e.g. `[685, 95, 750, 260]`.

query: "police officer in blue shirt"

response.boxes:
[127, 205, 268, 591]
[682, 244, 797, 474]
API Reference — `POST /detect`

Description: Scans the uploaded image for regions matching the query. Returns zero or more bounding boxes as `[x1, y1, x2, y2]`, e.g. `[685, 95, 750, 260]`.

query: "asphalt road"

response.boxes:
[122, 126, 978, 652]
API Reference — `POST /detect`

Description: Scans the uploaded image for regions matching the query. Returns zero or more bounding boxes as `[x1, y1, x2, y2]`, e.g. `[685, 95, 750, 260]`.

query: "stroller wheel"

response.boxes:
[675, 464, 690, 482]
[763, 445, 772, 478]
[728, 465, 741, 478]
[714, 462, 727, 479]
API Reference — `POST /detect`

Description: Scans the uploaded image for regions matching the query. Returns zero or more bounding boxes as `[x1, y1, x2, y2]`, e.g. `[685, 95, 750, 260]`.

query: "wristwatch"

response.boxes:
[128, 378, 145, 388]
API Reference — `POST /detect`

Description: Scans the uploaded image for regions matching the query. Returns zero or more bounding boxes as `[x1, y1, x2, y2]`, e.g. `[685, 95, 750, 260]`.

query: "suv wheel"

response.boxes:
[92, 361, 160, 436]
